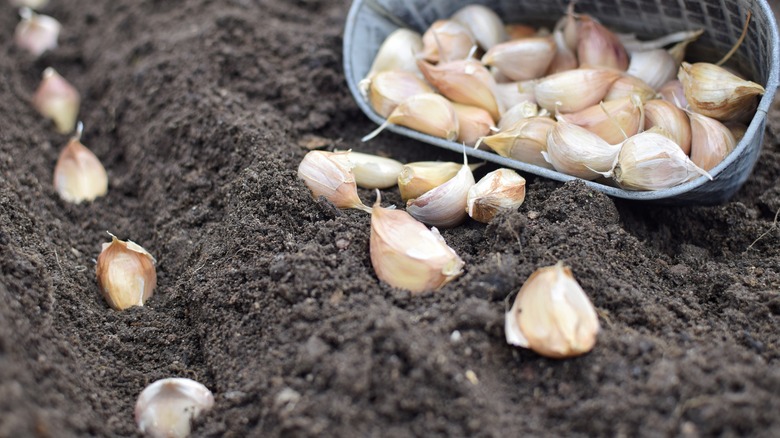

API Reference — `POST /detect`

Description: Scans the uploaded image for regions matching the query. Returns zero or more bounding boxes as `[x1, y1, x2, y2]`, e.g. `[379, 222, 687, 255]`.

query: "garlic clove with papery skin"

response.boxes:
[14, 8, 60, 58]
[368, 70, 433, 118]
[334, 150, 404, 190]
[644, 99, 692, 154]
[544, 115, 622, 180]
[560, 97, 641, 145]
[416, 59, 503, 121]
[407, 152, 476, 228]
[450, 4, 507, 50]
[678, 62, 765, 121]
[398, 161, 463, 201]
[577, 16, 629, 71]
[483, 116, 556, 169]
[359, 29, 423, 98]
[420, 19, 476, 63]
[534, 68, 621, 113]
[135, 378, 214, 438]
[467, 169, 526, 223]
[626, 49, 678, 90]
[32, 67, 80, 134]
[370, 191, 464, 293]
[505, 262, 600, 359]
[687, 111, 737, 171]
[452, 103, 495, 146]
[96, 233, 157, 311]
[53, 123, 108, 203]
[362, 93, 459, 143]
[481, 37, 557, 82]
[297, 150, 371, 212]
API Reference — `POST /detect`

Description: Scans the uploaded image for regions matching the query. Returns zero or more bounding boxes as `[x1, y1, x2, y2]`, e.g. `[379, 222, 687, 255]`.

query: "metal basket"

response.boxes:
[343, 0, 780, 204]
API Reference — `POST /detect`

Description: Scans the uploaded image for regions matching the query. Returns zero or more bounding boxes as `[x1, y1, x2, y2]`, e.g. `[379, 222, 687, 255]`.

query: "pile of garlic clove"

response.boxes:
[360, 3, 766, 191]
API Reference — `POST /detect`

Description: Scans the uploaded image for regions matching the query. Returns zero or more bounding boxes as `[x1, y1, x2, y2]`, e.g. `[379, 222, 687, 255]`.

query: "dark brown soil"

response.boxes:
[1, 0, 780, 436]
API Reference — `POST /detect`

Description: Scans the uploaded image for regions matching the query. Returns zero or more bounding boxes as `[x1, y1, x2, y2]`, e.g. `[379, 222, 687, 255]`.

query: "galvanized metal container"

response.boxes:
[344, 0, 780, 203]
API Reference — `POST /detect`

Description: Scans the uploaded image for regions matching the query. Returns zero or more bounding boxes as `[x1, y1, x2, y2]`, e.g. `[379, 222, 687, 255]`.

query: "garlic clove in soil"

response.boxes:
[678, 62, 765, 121]
[398, 161, 464, 201]
[359, 28, 423, 98]
[297, 150, 371, 212]
[406, 152, 476, 228]
[505, 262, 600, 359]
[14, 8, 61, 58]
[53, 123, 108, 203]
[370, 191, 464, 293]
[96, 233, 157, 311]
[135, 378, 215, 438]
[335, 150, 404, 190]
[467, 168, 526, 223]
[32, 67, 80, 134]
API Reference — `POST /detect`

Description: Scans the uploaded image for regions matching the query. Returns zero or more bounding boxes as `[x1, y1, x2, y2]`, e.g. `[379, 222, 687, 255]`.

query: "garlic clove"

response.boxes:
[32, 67, 80, 134]
[545, 115, 622, 180]
[494, 80, 536, 112]
[10, 0, 49, 8]
[53, 125, 109, 203]
[398, 161, 464, 201]
[603, 74, 656, 103]
[560, 97, 641, 145]
[724, 121, 748, 143]
[658, 79, 687, 108]
[546, 29, 578, 75]
[612, 130, 711, 190]
[678, 62, 765, 121]
[577, 16, 629, 71]
[625, 49, 678, 90]
[505, 23, 537, 40]
[667, 29, 704, 64]
[534, 68, 621, 113]
[505, 262, 600, 358]
[483, 116, 555, 169]
[96, 234, 157, 311]
[420, 19, 476, 63]
[643, 99, 692, 154]
[452, 103, 495, 146]
[297, 150, 371, 212]
[467, 168, 526, 223]
[688, 111, 737, 171]
[417, 59, 502, 121]
[335, 150, 404, 190]
[14, 8, 60, 58]
[481, 37, 557, 81]
[618, 28, 704, 53]
[497, 100, 540, 131]
[359, 29, 423, 98]
[450, 4, 507, 50]
[135, 378, 214, 438]
[370, 191, 464, 293]
[407, 152, 476, 228]
[363, 93, 459, 142]
[368, 70, 433, 118]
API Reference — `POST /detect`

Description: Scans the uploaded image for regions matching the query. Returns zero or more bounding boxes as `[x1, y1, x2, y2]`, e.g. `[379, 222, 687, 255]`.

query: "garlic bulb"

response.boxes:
[135, 378, 214, 438]
[337, 150, 404, 190]
[359, 29, 423, 97]
[368, 70, 433, 118]
[53, 125, 109, 203]
[626, 49, 678, 90]
[481, 37, 557, 81]
[420, 19, 476, 63]
[451, 4, 507, 50]
[407, 153, 475, 228]
[452, 103, 495, 146]
[545, 116, 622, 180]
[362, 93, 459, 142]
[688, 112, 737, 171]
[14, 8, 60, 58]
[603, 74, 656, 103]
[417, 59, 502, 121]
[577, 16, 629, 71]
[534, 68, 621, 113]
[483, 116, 555, 169]
[644, 99, 691, 154]
[96, 234, 157, 311]
[561, 97, 641, 144]
[32, 67, 80, 134]
[297, 150, 371, 212]
[467, 169, 526, 223]
[678, 62, 765, 121]
[505, 262, 600, 359]
[370, 191, 464, 293]
[610, 129, 710, 190]
[398, 161, 465, 201]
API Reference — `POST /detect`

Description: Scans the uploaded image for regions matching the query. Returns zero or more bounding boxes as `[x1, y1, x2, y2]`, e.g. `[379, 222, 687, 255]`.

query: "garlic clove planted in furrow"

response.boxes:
[53, 124, 108, 203]
[135, 378, 214, 438]
[33, 67, 80, 134]
[96, 234, 157, 311]
[14, 8, 60, 58]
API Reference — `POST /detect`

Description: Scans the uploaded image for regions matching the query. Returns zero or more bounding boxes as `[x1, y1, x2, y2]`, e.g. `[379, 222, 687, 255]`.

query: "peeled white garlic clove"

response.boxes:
[398, 161, 466, 201]
[688, 111, 737, 171]
[467, 168, 526, 223]
[659, 79, 687, 108]
[505, 262, 600, 359]
[417, 59, 502, 121]
[534, 68, 621, 113]
[452, 103, 495, 146]
[407, 153, 475, 228]
[336, 150, 404, 190]
[297, 150, 371, 212]
[494, 80, 536, 112]
[577, 16, 629, 71]
[96, 234, 157, 311]
[32, 67, 80, 134]
[546, 29, 578, 74]
[603, 74, 656, 103]
[14, 8, 60, 58]
[359, 29, 423, 98]
[368, 69, 433, 118]
[561, 97, 641, 144]
[610, 129, 711, 190]
[544, 115, 622, 180]
[135, 378, 214, 438]
[53, 125, 108, 203]
[678, 62, 765, 121]
[498, 100, 540, 131]
[626, 49, 678, 90]
[481, 37, 557, 81]
[370, 191, 464, 293]
[450, 4, 507, 50]
[420, 19, 476, 63]
[643, 99, 692, 154]
[483, 116, 555, 169]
